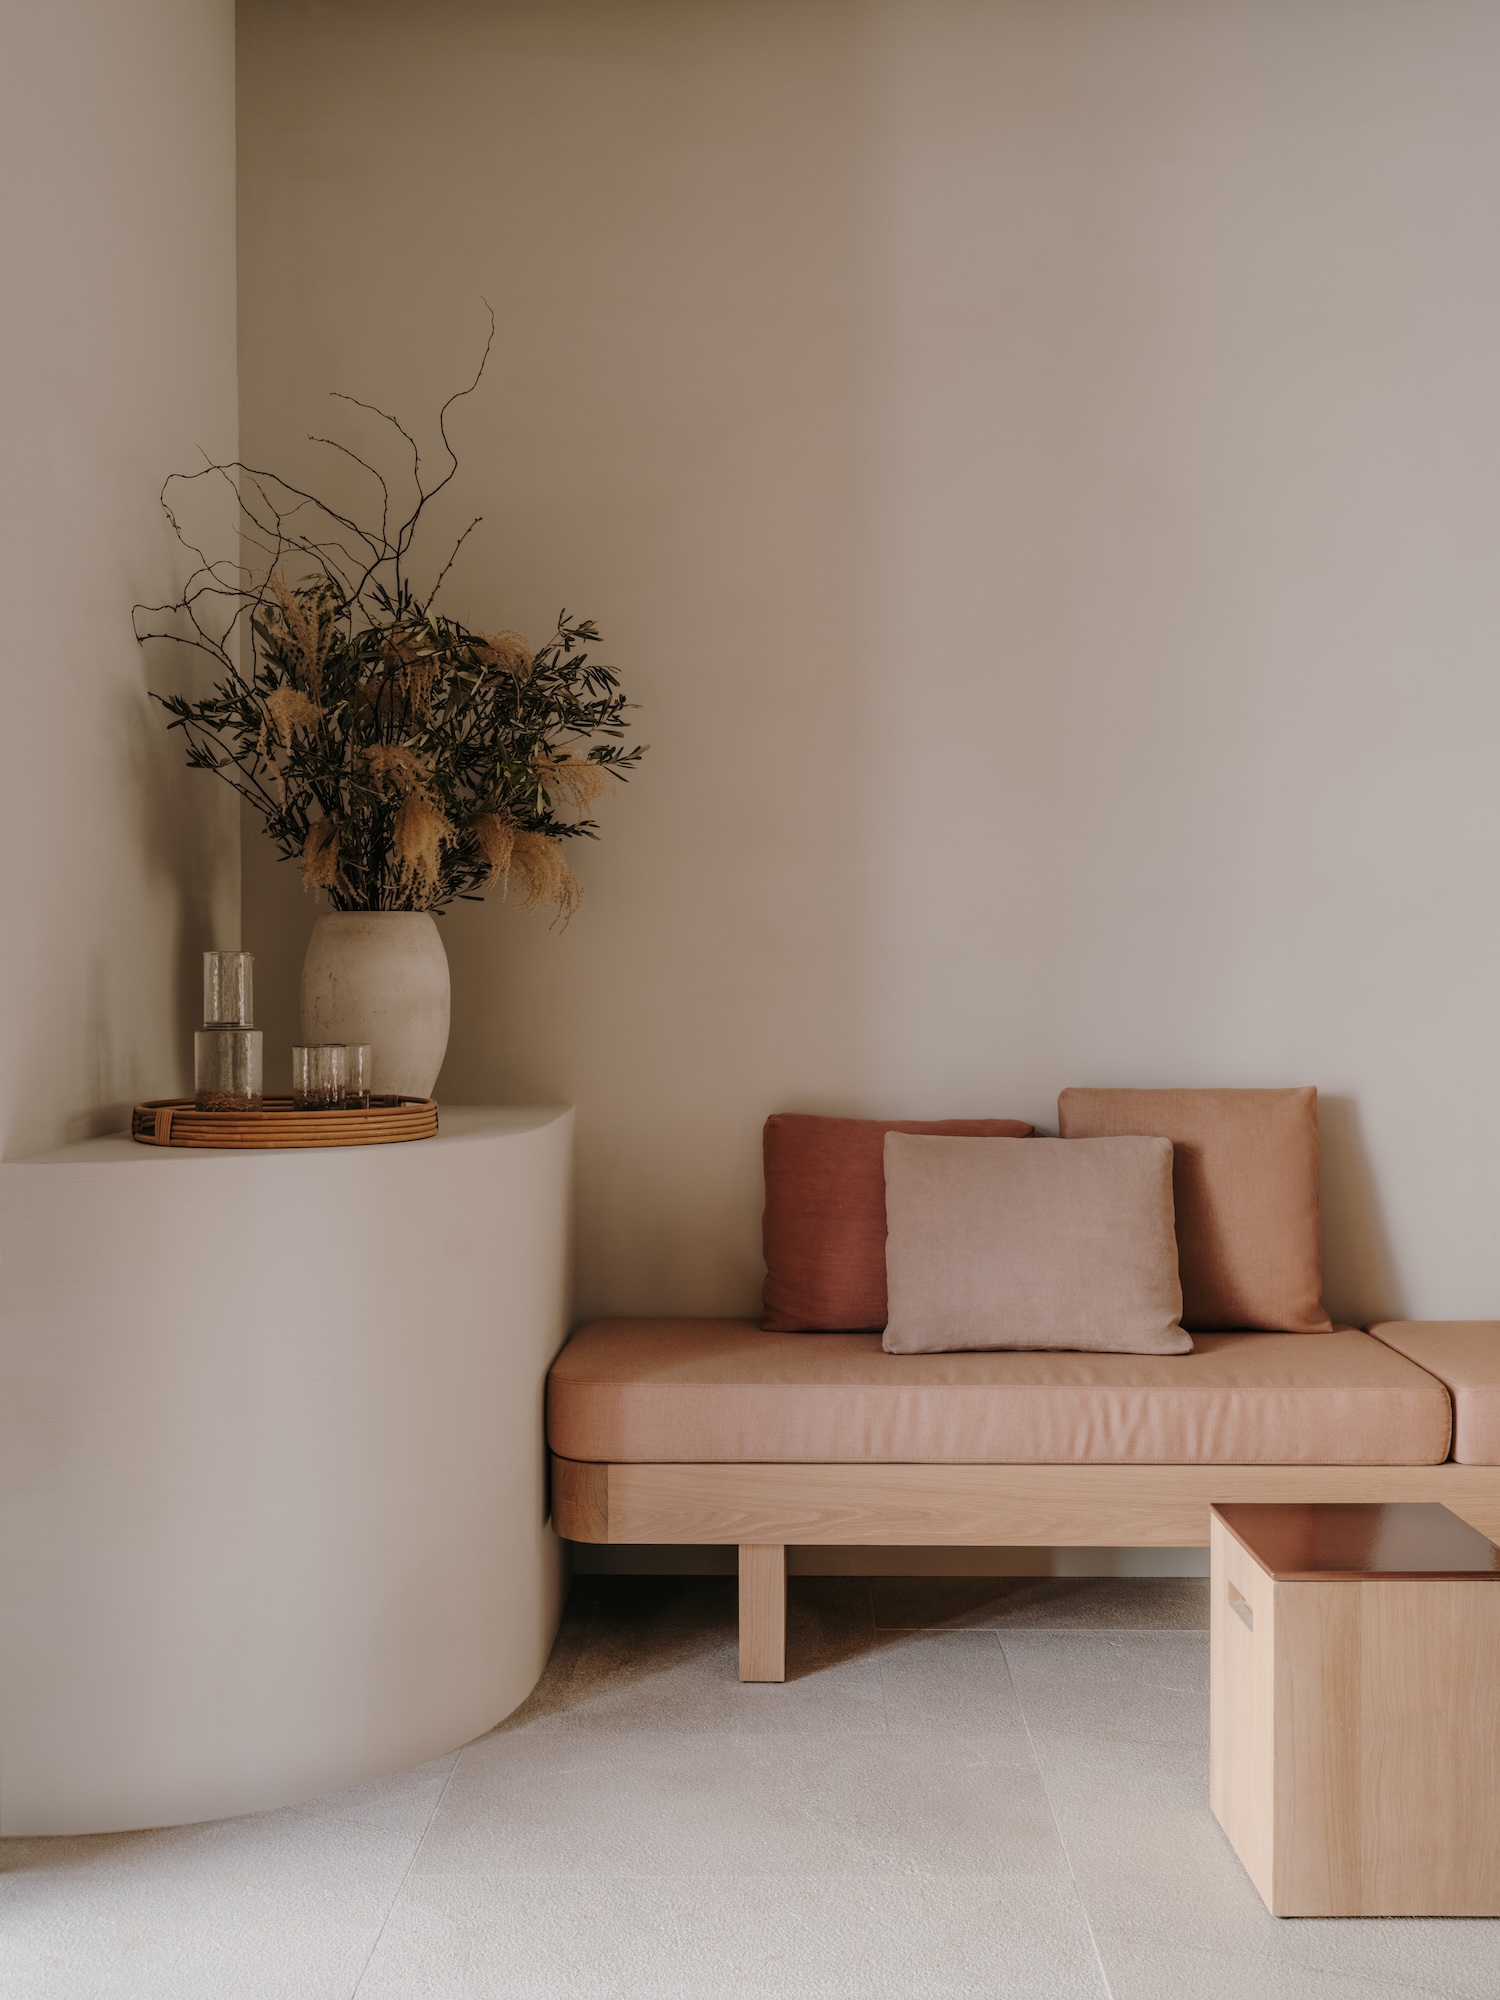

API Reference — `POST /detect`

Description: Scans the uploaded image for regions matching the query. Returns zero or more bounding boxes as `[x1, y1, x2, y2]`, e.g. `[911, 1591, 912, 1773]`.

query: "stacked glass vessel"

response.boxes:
[194, 951, 264, 1111]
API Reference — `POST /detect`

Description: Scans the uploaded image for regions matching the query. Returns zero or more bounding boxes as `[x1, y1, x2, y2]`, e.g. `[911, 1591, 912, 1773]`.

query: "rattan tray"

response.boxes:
[132, 1096, 439, 1149]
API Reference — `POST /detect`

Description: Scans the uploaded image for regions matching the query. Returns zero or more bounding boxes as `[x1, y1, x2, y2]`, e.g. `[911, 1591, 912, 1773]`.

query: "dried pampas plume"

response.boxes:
[476, 630, 534, 678]
[361, 743, 432, 797]
[467, 817, 580, 923]
[533, 752, 614, 814]
[301, 818, 343, 896]
[268, 571, 336, 694]
[470, 813, 515, 887]
[393, 792, 455, 904]
[383, 629, 439, 716]
[397, 658, 439, 716]
[508, 829, 582, 925]
[262, 685, 323, 750]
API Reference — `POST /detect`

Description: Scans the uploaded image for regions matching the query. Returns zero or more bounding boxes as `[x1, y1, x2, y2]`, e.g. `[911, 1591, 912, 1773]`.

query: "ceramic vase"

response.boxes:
[300, 912, 450, 1099]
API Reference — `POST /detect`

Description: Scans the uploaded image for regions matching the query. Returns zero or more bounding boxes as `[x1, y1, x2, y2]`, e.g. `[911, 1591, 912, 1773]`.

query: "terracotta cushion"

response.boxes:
[760, 1113, 1033, 1332]
[547, 1320, 1451, 1466]
[883, 1134, 1189, 1355]
[1057, 1087, 1332, 1333]
[1368, 1323, 1500, 1464]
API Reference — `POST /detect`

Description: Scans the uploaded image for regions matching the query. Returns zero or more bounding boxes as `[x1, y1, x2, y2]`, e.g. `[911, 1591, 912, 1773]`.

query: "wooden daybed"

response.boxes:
[549, 1316, 1500, 1680]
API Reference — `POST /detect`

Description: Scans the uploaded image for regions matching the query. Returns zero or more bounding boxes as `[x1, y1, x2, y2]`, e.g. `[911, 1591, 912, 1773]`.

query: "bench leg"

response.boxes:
[738, 1543, 787, 1681]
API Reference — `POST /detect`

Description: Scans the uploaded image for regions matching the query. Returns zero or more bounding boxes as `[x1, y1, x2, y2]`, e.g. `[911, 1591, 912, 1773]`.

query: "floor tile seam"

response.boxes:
[506, 1721, 899, 1736]
[987, 1727, 1211, 1753]
[481, 1718, 1033, 1740]
[1016, 1795, 1216, 1835]
[507, 1718, 899, 1736]
[874, 1623, 1209, 1635]
[997, 1733, 1211, 1770]
[512, 1729, 901, 1741]
[1003, 1634, 1116, 2000]
[1096, 1912, 1500, 1976]
[477, 1725, 1052, 1756]
[388, 1865, 1070, 1881]
[284, 1790, 459, 1830]
[346, 1742, 463, 2000]
[864, 1576, 896, 1735]
[1092, 1915, 1489, 1998]
[1005, 1720, 1209, 1743]
[453, 1984, 1086, 2000]
[994, 1629, 1212, 1643]
[494, 1720, 940, 1736]
[398, 1864, 1085, 1886]
[968, 1704, 1216, 1752]
[481, 1987, 1046, 2000]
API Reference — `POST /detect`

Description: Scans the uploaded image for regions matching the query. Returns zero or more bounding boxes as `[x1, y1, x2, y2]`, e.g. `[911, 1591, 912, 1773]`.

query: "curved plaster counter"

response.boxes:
[0, 1105, 572, 1835]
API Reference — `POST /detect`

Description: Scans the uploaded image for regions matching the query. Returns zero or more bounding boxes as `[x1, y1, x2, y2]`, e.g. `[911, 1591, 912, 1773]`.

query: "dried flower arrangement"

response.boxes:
[135, 323, 644, 919]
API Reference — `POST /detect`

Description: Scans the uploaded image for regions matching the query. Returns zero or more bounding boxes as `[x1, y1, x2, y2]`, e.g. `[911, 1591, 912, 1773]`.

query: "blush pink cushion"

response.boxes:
[1368, 1322, 1500, 1464]
[546, 1320, 1451, 1465]
[1057, 1087, 1332, 1334]
[882, 1134, 1188, 1354]
[760, 1113, 1032, 1332]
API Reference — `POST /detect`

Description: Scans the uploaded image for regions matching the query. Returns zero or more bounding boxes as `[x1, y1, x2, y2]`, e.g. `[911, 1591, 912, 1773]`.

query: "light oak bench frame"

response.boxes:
[552, 1456, 1500, 1682]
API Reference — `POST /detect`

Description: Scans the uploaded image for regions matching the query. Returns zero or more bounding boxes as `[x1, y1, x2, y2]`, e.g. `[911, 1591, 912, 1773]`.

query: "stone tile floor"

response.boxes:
[2, 1576, 1495, 1997]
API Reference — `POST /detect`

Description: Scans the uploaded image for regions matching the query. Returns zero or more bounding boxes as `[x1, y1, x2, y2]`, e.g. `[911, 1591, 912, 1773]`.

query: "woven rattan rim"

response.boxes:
[131, 1096, 439, 1149]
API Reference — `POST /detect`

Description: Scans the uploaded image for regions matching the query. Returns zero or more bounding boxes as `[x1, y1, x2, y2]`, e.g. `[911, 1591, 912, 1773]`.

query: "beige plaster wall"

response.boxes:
[0, 0, 241, 1157]
[238, 0, 1500, 1328]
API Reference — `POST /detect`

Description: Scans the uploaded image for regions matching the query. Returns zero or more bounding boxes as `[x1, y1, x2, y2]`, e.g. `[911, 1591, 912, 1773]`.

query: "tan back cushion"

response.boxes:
[1057, 1087, 1331, 1333]
[882, 1133, 1189, 1355]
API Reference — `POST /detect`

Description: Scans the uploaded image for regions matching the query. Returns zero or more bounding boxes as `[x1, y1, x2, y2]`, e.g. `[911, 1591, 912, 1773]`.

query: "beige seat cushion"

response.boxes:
[547, 1320, 1452, 1466]
[1369, 1322, 1500, 1464]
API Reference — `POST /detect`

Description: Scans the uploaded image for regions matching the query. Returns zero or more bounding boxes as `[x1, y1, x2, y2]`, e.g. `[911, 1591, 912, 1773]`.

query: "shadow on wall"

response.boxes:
[6, 643, 237, 1156]
[1318, 1094, 1401, 1328]
[130, 637, 239, 1115]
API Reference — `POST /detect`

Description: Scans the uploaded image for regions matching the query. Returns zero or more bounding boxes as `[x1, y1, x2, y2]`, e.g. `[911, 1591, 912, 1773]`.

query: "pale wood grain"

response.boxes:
[1360, 1581, 1500, 1913]
[1212, 1523, 1500, 1915]
[548, 1458, 1500, 1548]
[737, 1544, 786, 1682]
[550, 1456, 608, 1541]
[1271, 1576, 1364, 1911]
[1210, 1514, 1278, 1902]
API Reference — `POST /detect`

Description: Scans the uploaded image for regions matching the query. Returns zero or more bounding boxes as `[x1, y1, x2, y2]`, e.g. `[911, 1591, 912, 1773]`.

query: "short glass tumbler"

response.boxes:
[344, 1045, 372, 1111]
[195, 1028, 264, 1111]
[291, 1044, 348, 1111]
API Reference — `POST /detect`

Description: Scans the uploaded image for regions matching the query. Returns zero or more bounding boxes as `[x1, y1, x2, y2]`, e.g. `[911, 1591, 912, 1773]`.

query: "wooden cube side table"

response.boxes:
[1210, 1501, 1500, 1916]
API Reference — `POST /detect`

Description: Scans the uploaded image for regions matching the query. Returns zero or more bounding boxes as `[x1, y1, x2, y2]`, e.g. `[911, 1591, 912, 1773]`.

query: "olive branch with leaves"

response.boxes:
[134, 318, 645, 918]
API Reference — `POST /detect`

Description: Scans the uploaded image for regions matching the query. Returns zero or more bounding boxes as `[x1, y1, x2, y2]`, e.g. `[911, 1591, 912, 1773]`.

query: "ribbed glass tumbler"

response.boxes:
[203, 950, 254, 1029]
[194, 1029, 264, 1112]
[291, 1044, 349, 1111]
